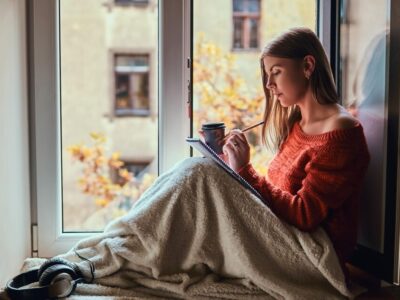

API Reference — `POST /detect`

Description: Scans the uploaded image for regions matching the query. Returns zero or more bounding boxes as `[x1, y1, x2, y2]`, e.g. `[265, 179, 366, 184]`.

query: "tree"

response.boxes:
[67, 132, 156, 229]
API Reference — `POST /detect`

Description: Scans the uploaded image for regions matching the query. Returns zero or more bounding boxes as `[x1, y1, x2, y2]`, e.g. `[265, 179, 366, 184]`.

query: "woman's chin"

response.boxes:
[277, 99, 289, 107]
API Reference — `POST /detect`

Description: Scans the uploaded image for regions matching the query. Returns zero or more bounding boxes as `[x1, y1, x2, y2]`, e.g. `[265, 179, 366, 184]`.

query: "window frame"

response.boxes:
[232, 0, 261, 50]
[29, 0, 191, 257]
[30, 0, 323, 258]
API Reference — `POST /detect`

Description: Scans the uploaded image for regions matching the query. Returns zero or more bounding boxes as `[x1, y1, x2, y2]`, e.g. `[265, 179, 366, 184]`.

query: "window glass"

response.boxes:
[114, 54, 150, 116]
[115, 0, 149, 6]
[249, 18, 259, 48]
[193, 0, 316, 174]
[339, 0, 388, 252]
[248, 0, 261, 12]
[60, 0, 158, 232]
[233, 18, 244, 48]
[233, 0, 245, 12]
[232, 0, 261, 50]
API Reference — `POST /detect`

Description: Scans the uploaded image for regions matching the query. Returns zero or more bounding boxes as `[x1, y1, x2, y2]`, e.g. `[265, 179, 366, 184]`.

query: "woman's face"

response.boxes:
[262, 56, 309, 107]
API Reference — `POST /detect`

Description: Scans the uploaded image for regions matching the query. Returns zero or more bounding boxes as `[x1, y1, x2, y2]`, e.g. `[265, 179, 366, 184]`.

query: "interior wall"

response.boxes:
[0, 0, 31, 286]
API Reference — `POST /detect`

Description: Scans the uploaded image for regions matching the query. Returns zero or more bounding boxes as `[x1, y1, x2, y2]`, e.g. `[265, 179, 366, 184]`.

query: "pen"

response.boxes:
[241, 120, 265, 133]
[223, 121, 265, 141]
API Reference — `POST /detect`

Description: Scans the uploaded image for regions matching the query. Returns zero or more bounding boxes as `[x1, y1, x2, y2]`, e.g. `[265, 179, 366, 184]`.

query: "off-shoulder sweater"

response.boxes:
[238, 122, 370, 270]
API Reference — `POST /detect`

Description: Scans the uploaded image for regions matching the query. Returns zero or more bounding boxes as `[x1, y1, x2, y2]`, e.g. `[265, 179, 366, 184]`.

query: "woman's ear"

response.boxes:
[303, 55, 315, 79]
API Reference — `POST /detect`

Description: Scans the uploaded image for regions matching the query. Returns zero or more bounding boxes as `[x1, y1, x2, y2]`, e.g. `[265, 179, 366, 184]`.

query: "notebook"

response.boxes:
[186, 137, 263, 201]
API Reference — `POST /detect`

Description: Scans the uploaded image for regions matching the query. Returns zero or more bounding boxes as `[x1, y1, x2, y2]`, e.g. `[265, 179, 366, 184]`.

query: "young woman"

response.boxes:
[223, 27, 370, 279]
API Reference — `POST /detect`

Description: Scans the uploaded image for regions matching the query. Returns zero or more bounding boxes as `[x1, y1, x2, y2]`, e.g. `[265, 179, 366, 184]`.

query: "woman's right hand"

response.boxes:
[222, 129, 250, 172]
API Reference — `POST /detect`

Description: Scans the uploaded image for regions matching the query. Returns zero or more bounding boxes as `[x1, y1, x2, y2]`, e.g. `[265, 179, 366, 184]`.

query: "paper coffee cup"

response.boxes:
[201, 122, 225, 154]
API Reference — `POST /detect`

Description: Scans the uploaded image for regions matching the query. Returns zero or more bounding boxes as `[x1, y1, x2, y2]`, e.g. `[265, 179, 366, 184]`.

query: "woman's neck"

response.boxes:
[297, 96, 339, 126]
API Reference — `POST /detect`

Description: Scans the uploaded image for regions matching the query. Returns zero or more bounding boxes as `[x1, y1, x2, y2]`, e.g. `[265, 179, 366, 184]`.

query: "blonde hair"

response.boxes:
[260, 27, 339, 150]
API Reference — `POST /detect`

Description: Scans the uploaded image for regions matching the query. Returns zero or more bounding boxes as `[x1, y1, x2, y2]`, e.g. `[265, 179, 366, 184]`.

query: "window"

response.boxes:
[112, 160, 151, 185]
[115, 0, 149, 6]
[232, 0, 261, 50]
[31, 0, 190, 256]
[114, 54, 150, 117]
[31, 0, 319, 256]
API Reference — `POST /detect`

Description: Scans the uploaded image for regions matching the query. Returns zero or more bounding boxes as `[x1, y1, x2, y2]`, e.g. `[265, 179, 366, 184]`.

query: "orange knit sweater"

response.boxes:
[239, 122, 370, 268]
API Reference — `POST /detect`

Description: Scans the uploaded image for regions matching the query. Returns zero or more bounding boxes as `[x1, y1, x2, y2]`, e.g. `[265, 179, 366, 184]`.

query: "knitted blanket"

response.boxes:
[13, 158, 365, 299]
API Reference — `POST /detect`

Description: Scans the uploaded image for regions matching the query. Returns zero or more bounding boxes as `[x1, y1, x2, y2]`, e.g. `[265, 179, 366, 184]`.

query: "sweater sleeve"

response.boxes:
[238, 147, 359, 232]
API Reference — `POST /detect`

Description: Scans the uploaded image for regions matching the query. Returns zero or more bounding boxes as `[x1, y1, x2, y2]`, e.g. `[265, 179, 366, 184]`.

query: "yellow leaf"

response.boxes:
[95, 198, 108, 207]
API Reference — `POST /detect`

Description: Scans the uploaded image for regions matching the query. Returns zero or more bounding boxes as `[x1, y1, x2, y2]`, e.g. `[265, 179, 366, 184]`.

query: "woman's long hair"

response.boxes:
[260, 27, 339, 150]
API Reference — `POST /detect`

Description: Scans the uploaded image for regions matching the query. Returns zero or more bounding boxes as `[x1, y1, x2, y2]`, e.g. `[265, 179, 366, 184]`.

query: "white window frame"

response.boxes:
[31, 0, 325, 258]
[30, 0, 191, 257]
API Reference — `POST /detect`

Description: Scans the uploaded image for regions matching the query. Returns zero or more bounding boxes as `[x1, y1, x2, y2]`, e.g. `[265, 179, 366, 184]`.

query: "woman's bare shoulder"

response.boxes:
[330, 109, 359, 131]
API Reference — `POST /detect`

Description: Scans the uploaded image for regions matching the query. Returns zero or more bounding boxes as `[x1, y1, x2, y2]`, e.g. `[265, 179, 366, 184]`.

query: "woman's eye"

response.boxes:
[271, 70, 280, 75]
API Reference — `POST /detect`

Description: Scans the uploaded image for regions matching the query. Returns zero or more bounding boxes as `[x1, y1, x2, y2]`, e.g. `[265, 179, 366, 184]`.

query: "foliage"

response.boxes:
[67, 132, 156, 217]
[193, 33, 274, 173]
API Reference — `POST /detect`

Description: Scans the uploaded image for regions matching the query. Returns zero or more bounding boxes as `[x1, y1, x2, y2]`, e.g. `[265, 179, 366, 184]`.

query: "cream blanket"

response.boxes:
[20, 158, 365, 299]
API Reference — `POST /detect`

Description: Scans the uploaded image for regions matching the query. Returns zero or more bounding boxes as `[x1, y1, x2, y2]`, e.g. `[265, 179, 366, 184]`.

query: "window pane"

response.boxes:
[233, 0, 245, 12]
[115, 74, 131, 109]
[115, 0, 149, 5]
[60, 0, 158, 232]
[249, 18, 259, 48]
[193, 0, 316, 174]
[339, 0, 388, 252]
[248, 0, 260, 12]
[233, 17, 244, 48]
[131, 73, 149, 110]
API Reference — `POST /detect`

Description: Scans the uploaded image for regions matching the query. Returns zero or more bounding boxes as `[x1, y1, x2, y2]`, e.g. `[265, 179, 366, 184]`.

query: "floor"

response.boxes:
[356, 287, 400, 300]
[348, 264, 400, 299]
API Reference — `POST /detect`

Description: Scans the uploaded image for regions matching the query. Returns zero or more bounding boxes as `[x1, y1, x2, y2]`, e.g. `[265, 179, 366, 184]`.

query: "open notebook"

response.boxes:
[186, 137, 263, 201]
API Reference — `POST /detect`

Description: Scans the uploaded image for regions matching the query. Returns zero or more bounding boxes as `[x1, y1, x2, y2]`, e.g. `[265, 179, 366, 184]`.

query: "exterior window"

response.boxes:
[115, 0, 149, 6]
[232, 0, 260, 50]
[112, 160, 151, 185]
[114, 54, 150, 117]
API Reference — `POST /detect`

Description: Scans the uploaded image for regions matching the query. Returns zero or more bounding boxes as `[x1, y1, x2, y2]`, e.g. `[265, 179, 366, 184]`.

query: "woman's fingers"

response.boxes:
[226, 132, 248, 149]
[223, 137, 249, 172]
[225, 136, 239, 148]
[198, 130, 205, 137]
[229, 129, 247, 144]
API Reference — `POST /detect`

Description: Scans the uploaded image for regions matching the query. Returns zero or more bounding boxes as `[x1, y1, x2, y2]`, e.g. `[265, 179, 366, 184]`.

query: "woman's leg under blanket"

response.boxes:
[58, 157, 346, 298]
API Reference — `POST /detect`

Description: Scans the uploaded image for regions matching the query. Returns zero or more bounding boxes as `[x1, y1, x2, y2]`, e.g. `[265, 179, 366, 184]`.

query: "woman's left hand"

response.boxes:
[222, 129, 250, 172]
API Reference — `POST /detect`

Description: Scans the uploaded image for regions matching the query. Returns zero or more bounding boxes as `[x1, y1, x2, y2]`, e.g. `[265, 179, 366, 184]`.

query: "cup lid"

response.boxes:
[201, 122, 225, 130]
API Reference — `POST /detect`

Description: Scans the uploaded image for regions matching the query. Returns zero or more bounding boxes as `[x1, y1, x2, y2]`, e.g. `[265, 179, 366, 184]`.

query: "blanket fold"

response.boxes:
[34, 157, 364, 299]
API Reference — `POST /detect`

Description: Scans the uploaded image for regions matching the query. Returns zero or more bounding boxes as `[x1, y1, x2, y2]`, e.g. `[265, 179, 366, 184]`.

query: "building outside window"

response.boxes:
[232, 0, 261, 50]
[114, 54, 150, 117]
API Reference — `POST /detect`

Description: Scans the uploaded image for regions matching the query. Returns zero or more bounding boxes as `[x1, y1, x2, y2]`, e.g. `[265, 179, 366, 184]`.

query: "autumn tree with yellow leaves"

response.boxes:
[67, 133, 155, 219]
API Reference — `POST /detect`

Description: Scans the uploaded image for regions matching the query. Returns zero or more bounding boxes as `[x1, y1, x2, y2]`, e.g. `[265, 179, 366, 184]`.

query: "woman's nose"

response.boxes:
[266, 77, 275, 90]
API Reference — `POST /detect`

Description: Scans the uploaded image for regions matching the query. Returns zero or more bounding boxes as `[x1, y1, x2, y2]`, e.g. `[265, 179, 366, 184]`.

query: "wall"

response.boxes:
[0, 0, 31, 286]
